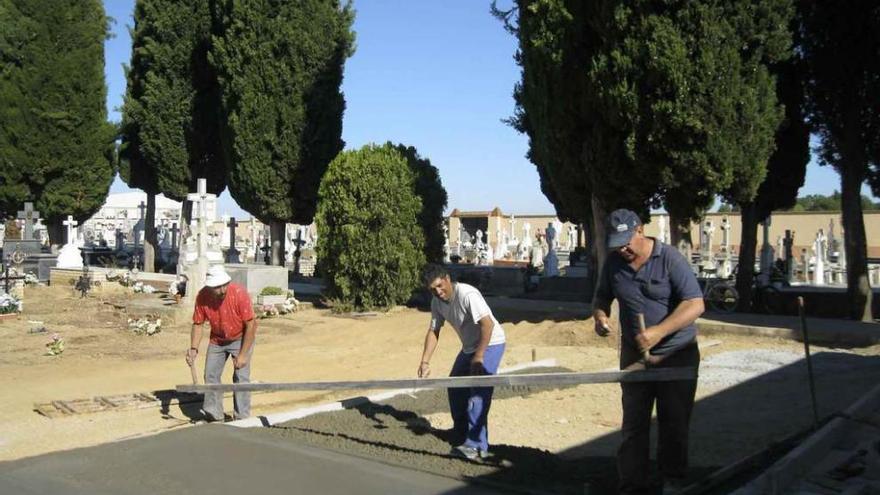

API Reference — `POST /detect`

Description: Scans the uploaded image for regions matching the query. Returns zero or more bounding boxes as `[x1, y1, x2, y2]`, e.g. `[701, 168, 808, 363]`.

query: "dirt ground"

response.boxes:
[2, 284, 879, 493]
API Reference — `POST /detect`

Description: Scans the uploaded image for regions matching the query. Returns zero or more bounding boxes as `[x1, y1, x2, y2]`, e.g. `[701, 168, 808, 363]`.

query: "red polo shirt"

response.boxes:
[193, 283, 256, 344]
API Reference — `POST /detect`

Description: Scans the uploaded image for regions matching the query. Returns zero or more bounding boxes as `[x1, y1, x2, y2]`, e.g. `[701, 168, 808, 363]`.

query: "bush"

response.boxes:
[260, 286, 285, 296]
[316, 144, 426, 311]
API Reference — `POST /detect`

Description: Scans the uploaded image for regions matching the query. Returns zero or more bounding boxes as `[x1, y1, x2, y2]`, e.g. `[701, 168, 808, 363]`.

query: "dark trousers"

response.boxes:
[618, 343, 700, 495]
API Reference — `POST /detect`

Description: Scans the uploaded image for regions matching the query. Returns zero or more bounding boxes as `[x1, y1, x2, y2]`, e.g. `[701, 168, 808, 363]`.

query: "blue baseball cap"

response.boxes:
[606, 209, 641, 248]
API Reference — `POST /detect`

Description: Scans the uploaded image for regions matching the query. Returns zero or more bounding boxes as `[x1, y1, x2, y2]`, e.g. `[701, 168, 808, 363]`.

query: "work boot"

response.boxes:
[450, 444, 488, 461]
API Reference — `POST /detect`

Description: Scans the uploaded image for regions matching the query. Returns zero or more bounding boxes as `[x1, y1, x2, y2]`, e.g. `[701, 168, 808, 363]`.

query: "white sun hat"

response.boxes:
[204, 265, 232, 287]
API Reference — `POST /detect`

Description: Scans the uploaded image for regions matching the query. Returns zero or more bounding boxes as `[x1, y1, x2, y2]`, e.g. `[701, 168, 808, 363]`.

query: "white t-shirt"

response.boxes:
[429, 282, 506, 353]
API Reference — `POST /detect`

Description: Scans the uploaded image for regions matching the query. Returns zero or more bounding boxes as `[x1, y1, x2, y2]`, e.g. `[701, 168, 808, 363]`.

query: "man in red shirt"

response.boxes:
[185, 265, 257, 421]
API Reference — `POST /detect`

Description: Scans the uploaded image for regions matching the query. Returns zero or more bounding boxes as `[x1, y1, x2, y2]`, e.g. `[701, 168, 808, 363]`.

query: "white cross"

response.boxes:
[62, 215, 78, 245]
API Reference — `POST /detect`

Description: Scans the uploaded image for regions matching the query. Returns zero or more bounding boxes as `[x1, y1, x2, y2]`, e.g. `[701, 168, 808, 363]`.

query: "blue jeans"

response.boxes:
[448, 343, 505, 451]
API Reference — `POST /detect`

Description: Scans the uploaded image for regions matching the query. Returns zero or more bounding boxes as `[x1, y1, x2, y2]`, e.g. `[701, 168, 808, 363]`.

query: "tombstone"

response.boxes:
[181, 179, 213, 304]
[717, 217, 733, 278]
[657, 215, 668, 244]
[758, 216, 774, 285]
[521, 222, 533, 248]
[225, 217, 241, 263]
[567, 225, 577, 251]
[543, 222, 560, 277]
[180, 178, 222, 265]
[508, 215, 518, 243]
[783, 230, 795, 283]
[56, 216, 84, 269]
[800, 248, 809, 283]
[812, 229, 827, 285]
[552, 220, 563, 250]
[474, 230, 485, 251]
[700, 220, 715, 259]
[494, 231, 510, 260]
[442, 223, 450, 263]
[6, 203, 57, 281]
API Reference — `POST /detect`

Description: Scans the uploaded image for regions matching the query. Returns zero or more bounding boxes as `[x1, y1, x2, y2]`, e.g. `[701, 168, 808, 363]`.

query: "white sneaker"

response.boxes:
[450, 444, 488, 460]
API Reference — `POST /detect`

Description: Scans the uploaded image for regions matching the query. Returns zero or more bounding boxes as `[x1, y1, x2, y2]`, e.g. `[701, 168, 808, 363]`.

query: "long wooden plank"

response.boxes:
[176, 367, 697, 394]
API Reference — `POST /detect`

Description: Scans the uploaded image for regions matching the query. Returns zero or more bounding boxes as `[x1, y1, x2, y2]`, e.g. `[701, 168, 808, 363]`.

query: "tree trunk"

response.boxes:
[143, 193, 157, 273]
[839, 161, 873, 321]
[735, 202, 759, 312]
[589, 194, 607, 305]
[270, 220, 286, 266]
[47, 221, 63, 254]
[668, 213, 693, 251]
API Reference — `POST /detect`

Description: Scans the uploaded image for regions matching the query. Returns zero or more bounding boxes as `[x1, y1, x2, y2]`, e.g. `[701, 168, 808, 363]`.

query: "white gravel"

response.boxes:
[699, 349, 807, 390]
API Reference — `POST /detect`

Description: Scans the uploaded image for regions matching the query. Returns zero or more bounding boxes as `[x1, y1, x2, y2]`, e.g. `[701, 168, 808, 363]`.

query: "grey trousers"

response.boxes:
[203, 339, 252, 420]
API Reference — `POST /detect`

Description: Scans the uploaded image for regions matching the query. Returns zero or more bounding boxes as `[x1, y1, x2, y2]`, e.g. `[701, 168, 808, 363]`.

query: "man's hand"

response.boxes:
[594, 314, 611, 337]
[634, 325, 664, 354]
[470, 358, 487, 376]
[233, 353, 250, 369]
[185, 348, 198, 366]
[418, 361, 431, 378]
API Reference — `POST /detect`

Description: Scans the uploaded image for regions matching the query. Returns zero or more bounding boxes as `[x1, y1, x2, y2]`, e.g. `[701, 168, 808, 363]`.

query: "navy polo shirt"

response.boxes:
[595, 238, 702, 356]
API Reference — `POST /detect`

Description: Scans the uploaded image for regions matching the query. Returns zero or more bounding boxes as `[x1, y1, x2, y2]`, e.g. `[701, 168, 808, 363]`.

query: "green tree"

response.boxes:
[316, 144, 425, 311]
[0, 0, 115, 244]
[496, 0, 792, 279]
[734, 16, 811, 311]
[120, 0, 227, 271]
[212, 0, 355, 265]
[391, 143, 448, 263]
[801, 0, 880, 321]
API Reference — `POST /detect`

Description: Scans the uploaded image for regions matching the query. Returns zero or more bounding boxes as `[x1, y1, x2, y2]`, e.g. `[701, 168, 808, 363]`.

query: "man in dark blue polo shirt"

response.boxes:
[593, 209, 704, 495]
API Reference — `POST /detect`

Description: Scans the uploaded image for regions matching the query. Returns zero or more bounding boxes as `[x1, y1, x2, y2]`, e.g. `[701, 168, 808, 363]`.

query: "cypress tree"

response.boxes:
[800, 0, 880, 321]
[316, 144, 425, 312]
[0, 0, 115, 244]
[120, 0, 226, 271]
[392, 143, 448, 264]
[211, 0, 355, 265]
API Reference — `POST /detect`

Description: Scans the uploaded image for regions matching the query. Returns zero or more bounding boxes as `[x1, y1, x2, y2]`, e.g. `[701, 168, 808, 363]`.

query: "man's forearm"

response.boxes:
[473, 318, 493, 361]
[592, 298, 611, 319]
[656, 298, 704, 337]
[190, 324, 203, 349]
[420, 329, 439, 363]
[240, 319, 256, 355]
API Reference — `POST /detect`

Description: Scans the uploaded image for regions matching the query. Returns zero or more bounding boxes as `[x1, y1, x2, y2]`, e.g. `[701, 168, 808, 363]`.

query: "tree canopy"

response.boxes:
[211, 0, 355, 226]
[316, 144, 425, 311]
[0, 0, 115, 237]
[391, 143, 448, 264]
[119, 0, 226, 201]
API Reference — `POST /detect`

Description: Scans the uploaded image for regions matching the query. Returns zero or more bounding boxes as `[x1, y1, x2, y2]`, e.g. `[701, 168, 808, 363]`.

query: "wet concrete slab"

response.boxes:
[0, 425, 504, 495]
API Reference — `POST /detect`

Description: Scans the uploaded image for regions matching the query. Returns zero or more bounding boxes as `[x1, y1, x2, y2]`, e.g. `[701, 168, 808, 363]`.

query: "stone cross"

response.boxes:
[137, 201, 146, 220]
[16, 202, 39, 240]
[701, 220, 715, 258]
[658, 215, 668, 244]
[509, 215, 517, 243]
[227, 217, 239, 248]
[720, 217, 731, 254]
[522, 222, 532, 246]
[62, 215, 78, 245]
[170, 222, 179, 251]
[186, 178, 215, 260]
[813, 229, 827, 285]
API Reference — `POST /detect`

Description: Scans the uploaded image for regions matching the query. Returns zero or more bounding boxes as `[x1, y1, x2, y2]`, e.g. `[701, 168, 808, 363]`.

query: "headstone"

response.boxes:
[508, 215, 518, 243]
[182, 179, 214, 304]
[812, 229, 827, 285]
[657, 215, 668, 244]
[567, 225, 577, 251]
[718, 217, 733, 278]
[225, 217, 241, 263]
[56, 216, 83, 269]
[522, 222, 532, 248]
[783, 230, 795, 283]
[543, 222, 559, 276]
[475, 230, 485, 250]
[17, 202, 39, 241]
[442, 222, 450, 263]
[758, 216, 774, 285]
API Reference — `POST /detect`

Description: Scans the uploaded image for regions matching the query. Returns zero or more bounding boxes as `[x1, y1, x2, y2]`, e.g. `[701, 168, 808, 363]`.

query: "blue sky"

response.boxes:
[103, 0, 872, 219]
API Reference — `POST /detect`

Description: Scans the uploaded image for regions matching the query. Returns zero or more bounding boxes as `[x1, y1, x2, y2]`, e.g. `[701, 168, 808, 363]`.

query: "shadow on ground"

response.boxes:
[259, 352, 880, 494]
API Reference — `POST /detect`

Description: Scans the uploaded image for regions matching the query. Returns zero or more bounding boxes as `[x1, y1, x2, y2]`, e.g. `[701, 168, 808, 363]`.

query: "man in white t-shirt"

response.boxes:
[418, 264, 507, 460]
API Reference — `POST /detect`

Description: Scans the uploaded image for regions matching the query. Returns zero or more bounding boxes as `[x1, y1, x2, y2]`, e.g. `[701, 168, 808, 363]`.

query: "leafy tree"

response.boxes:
[212, 0, 355, 265]
[801, 0, 880, 321]
[789, 192, 880, 212]
[0, 0, 115, 245]
[495, 0, 792, 279]
[735, 17, 811, 311]
[120, 0, 226, 271]
[391, 143, 448, 263]
[315, 144, 425, 311]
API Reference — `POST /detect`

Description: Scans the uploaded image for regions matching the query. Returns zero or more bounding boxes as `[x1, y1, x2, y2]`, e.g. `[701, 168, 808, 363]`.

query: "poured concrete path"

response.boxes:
[0, 425, 505, 495]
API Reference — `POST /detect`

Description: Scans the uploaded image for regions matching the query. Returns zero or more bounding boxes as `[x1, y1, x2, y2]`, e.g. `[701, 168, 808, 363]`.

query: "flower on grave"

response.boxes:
[0, 293, 22, 314]
[258, 303, 280, 319]
[132, 282, 156, 294]
[23, 272, 39, 285]
[278, 295, 300, 315]
[127, 316, 162, 336]
[45, 333, 65, 356]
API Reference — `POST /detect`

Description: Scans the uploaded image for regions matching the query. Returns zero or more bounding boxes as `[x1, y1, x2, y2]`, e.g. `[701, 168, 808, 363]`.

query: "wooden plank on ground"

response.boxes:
[176, 367, 698, 394]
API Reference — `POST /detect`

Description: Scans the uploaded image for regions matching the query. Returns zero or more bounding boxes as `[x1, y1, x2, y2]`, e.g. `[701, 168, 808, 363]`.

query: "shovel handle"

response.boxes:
[636, 313, 651, 362]
[189, 361, 198, 385]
